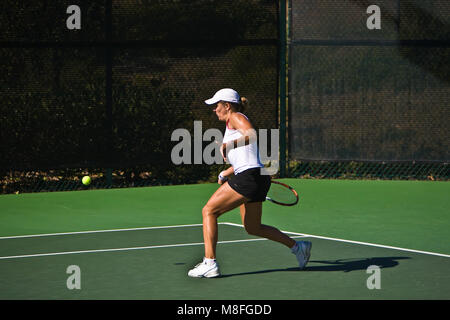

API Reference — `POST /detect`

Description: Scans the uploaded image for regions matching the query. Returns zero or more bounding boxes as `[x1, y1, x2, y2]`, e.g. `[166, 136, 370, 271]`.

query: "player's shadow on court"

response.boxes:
[219, 256, 410, 278]
[303, 256, 410, 272]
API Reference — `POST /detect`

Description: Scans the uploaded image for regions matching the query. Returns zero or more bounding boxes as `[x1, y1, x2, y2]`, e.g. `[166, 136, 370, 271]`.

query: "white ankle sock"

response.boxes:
[204, 257, 216, 265]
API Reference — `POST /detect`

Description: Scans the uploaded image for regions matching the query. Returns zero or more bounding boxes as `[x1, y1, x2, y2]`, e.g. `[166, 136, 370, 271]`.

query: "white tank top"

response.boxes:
[223, 113, 263, 174]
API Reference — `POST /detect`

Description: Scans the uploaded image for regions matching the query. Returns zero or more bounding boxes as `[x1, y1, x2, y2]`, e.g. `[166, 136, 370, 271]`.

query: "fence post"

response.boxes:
[105, 0, 113, 188]
[279, 0, 288, 177]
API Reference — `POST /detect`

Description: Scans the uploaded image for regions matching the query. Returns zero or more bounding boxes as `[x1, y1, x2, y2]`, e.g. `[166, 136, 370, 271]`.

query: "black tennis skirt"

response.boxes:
[228, 167, 271, 202]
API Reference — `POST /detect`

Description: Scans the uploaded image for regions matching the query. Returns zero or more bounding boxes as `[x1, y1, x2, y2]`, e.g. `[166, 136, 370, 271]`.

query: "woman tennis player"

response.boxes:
[188, 88, 312, 278]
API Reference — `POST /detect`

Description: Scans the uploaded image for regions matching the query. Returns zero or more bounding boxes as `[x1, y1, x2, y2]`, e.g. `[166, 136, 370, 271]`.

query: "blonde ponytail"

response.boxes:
[239, 97, 249, 113]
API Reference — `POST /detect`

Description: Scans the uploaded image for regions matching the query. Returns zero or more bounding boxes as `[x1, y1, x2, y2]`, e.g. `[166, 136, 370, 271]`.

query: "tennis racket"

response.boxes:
[266, 180, 299, 206]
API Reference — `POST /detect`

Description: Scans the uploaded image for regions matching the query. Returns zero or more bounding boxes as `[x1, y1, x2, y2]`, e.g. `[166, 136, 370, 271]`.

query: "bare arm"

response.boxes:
[218, 166, 234, 184]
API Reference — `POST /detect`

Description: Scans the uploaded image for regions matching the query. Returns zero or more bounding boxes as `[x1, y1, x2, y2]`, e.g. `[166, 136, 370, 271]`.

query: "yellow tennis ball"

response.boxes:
[82, 176, 91, 185]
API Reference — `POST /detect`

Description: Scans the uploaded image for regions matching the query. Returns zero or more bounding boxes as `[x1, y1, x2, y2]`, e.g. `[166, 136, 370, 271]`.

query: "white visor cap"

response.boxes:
[204, 88, 240, 105]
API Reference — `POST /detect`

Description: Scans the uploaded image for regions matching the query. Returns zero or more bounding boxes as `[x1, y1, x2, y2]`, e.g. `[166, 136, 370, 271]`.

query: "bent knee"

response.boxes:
[202, 205, 218, 218]
[244, 224, 262, 236]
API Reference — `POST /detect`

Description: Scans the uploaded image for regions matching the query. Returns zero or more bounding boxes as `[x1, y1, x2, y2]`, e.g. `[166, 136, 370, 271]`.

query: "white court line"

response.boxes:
[223, 222, 450, 258]
[0, 223, 204, 240]
[0, 236, 306, 260]
[1, 222, 448, 259]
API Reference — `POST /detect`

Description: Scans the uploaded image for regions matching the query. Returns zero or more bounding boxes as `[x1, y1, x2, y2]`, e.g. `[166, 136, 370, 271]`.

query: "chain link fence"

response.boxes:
[288, 0, 449, 180]
[1, 0, 279, 194]
[2, 1, 448, 195]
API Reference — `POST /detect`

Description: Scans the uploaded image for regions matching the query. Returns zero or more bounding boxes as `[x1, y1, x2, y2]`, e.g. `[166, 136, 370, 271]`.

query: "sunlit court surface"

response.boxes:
[0, 180, 448, 300]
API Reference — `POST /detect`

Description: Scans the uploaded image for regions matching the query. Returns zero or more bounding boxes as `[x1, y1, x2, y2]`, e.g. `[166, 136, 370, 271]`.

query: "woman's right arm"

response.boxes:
[218, 166, 234, 184]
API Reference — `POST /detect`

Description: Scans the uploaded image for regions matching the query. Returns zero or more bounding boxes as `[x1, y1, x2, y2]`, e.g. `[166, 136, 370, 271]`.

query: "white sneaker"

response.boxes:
[188, 258, 220, 278]
[292, 241, 312, 270]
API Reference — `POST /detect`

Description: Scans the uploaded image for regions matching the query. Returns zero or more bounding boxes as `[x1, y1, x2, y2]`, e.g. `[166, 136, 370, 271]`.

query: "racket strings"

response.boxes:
[267, 183, 297, 204]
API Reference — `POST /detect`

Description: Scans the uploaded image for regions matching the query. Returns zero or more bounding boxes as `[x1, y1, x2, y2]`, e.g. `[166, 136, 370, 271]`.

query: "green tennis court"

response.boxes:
[0, 179, 448, 300]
